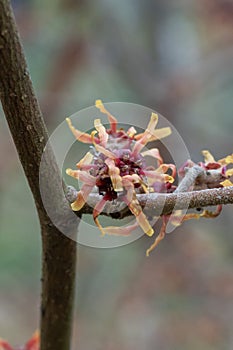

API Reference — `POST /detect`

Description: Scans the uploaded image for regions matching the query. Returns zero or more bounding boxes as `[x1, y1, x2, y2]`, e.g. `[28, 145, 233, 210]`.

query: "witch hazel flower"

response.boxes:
[133, 149, 233, 256]
[66, 100, 175, 253]
[169, 150, 233, 226]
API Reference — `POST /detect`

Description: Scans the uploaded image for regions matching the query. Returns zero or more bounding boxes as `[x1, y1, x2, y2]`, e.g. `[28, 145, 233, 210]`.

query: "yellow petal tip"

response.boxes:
[66, 168, 72, 176]
[71, 201, 82, 211]
[220, 179, 233, 187]
[95, 99, 103, 107]
[146, 228, 154, 237]
[151, 112, 158, 121]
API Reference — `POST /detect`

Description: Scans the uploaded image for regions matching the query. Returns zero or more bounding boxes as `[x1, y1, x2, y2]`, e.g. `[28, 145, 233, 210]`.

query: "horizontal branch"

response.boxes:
[66, 185, 233, 218]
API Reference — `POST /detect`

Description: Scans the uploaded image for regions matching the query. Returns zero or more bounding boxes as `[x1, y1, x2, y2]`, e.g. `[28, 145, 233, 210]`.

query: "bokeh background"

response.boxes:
[1, 0, 233, 349]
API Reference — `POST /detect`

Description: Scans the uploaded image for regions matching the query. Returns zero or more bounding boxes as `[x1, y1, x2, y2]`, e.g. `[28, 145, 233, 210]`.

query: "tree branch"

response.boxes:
[66, 185, 233, 218]
[0, 1, 78, 349]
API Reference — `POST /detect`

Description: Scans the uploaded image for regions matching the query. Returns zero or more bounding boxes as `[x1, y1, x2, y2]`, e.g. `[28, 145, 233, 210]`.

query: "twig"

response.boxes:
[174, 165, 205, 192]
[66, 185, 233, 219]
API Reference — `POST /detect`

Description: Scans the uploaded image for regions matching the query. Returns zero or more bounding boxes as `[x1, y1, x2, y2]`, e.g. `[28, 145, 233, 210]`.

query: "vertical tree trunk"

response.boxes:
[0, 1, 79, 349]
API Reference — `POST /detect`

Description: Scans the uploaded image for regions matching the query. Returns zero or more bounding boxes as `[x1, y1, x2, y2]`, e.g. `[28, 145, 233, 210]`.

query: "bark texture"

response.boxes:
[0, 1, 78, 349]
[67, 185, 233, 218]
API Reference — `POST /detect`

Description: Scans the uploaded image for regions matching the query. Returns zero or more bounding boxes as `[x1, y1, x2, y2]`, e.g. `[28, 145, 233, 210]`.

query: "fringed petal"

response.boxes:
[93, 198, 107, 235]
[105, 158, 123, 192]
[123, 174, 148, 194]
[143, 170, 174, 185]
[94, 118, 108, 146]
[159, 163, 177, 178]
[131, 208, 154, 237]
[76, 151, 93, 169]
[122, 177, 153, 236]
[71, 185, 93, 211]
[66, 118, 98, 144]
[102, 221, 139, 236]
[146, 216, 167, 256]
[200, 205, 222, 218]
[147, 127, 172, 142]
[66, 168, 96, 186]
[169, 210, 184, 227]
[132, 113, 158, 155]
[95, 99, 117, 133]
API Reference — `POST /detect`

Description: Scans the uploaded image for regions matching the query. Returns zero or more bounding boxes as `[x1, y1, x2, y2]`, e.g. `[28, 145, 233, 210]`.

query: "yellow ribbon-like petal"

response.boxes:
[95, 99, 117, 133]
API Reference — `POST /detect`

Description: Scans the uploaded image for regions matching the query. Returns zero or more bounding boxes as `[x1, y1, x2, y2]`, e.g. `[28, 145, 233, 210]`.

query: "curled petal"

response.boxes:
[71, 184, 93, 211]
[92, 131, 116, 159]
[135, 127, 171, 142]
[102, 221, 139, 236]
[147, 112, 159, 129]
[122, 182, 154, 236]
[95, 99, 117, 133]
[141, 148, 163, 165]
[146, 216, 167, 256]
[66, 168, 96, 186]
[66, 118, 98, 144]
[169, 210, 184, 227]
[182, 212, 202, 221]
[202, 150, 215, 163]
[132, 113, 158, 155]
[122, 177, 135, 202]
[94, 118, 108, 146]
[123, 174, 148, 194]
[168, 210, 208, 227]
[93, 198, 139, 236]
[143, 170, 174, 185]
[148, 163, 176, 180]
[200, 205, 222, 218]
[76, 151, 93, 169]
[105, 158, 123, 191]
[148, 127, 172, 142]
[160, 163, 177, 178]
[93, 198, 107, 235]
[127, 200, 154, 236]
[132, 208, 154, 237]
[170, 205, 223, 225]
[143, 173, 164, 186]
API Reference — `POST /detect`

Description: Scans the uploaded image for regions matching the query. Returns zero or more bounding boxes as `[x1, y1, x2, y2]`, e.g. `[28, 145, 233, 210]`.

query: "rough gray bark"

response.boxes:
[0, 1, 79, 349]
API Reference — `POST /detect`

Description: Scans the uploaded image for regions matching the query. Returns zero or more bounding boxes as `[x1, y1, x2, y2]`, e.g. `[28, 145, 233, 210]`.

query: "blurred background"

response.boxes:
[1, 0, 233, 349]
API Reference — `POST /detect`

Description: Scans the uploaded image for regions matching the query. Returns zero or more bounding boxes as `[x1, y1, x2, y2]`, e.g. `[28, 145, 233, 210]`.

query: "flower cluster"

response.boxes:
[66, 100, 176, 253]
[0, 331, 39, 350]
[66, 100, 233, 255]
